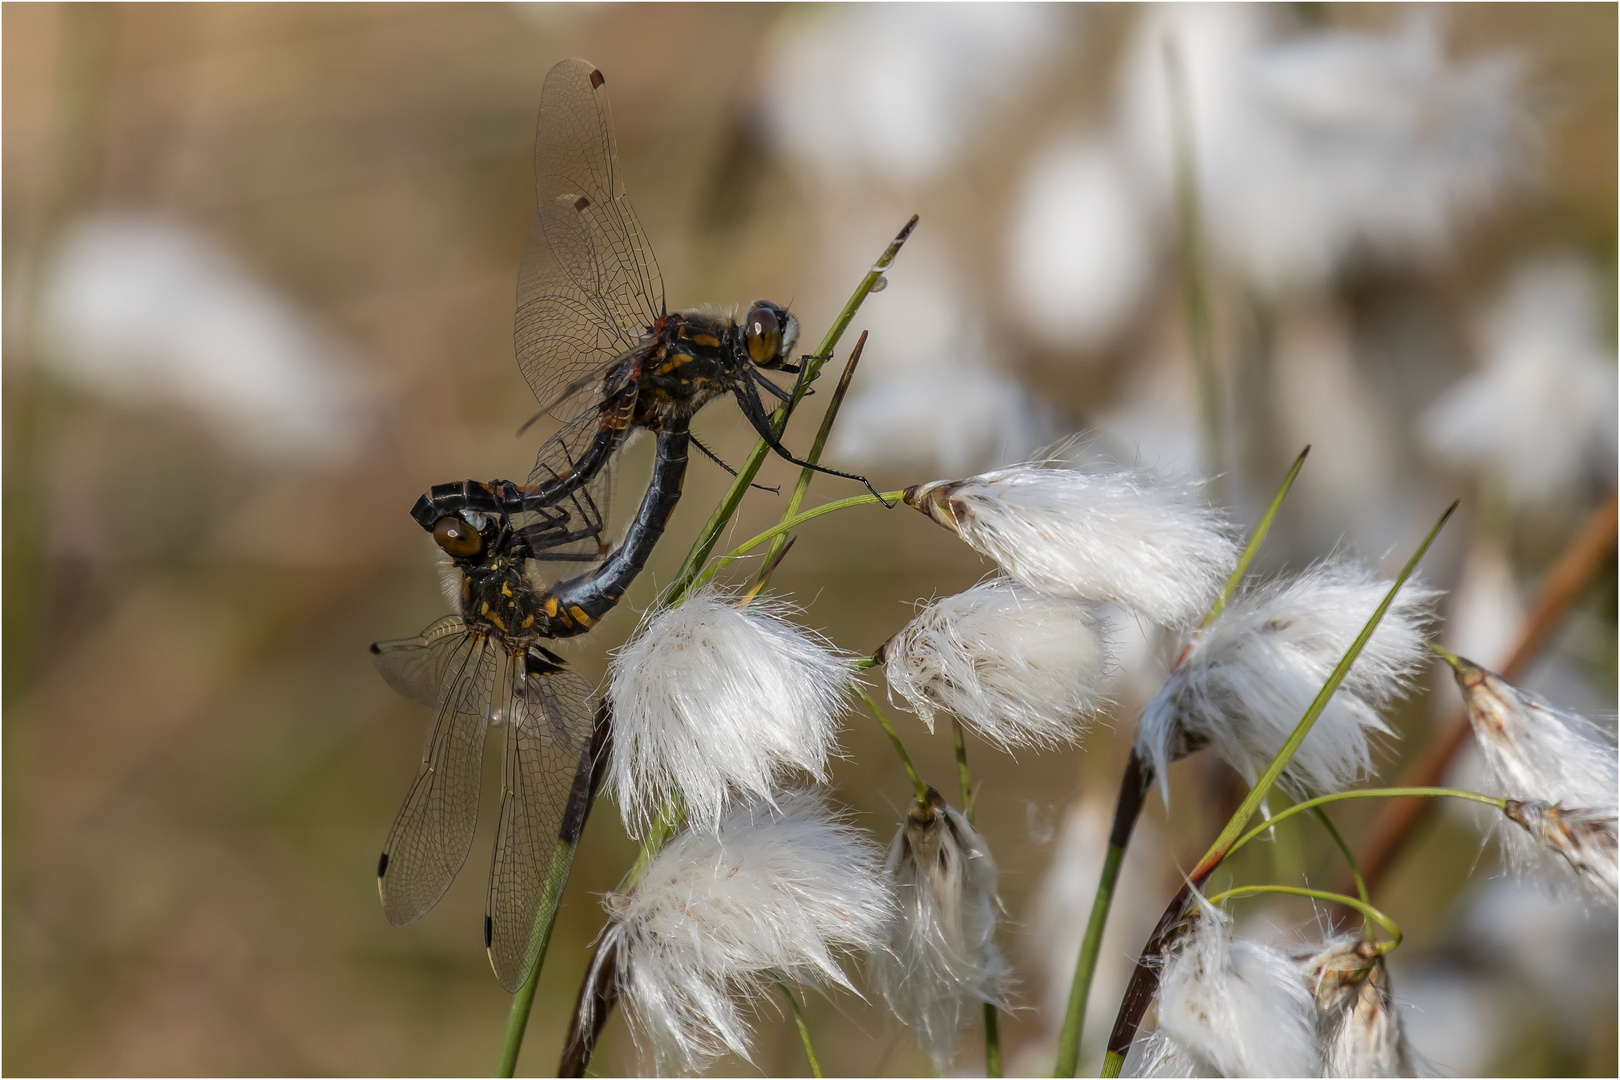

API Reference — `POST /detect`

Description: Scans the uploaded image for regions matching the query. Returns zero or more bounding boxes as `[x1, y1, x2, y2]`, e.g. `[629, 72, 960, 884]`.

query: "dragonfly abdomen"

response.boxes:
[533, 424, 691, 637]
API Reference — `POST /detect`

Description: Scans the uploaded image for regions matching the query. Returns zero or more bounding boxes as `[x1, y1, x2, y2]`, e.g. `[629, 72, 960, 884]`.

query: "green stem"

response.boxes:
[690, 491, 904, 593]
[778, 981, 823, 1078]
[664, 216, 917, 606]
[860, 688, 928, 803]
[1052, 751, 1148, 1077]
[1201, 885, 1402, 950]
[948, 718, 1001, 1077]
[1424, 639, 1461, 666]
[757, 332, 869, 592]
[495, 839, 580, 1076]
[495, 699, 612, 1076]
[1309, 807, 1368, 932]
[629, 798, 684, 880]
[1226, 786, 1505, 859]
[1204, 446, 1309, 627]
[952, 717, 973, 821]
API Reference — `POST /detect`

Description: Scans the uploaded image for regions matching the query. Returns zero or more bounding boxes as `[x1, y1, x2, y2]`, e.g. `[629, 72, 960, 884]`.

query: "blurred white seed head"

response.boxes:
[1136, 557, 1438, 801]
[1145, 897, 1321, 1077]
[1118, 8, 1527, 295]
[1302, 937, 1414, 1078]
[1503, 800, 1619, 904]
[1450, 656, 1618, 812]
[608, 589, 854, 834]
[871, 788, 1011, 1068]
[880, 578, 1114, 751]
[905, 459, 1238, 627]
[1004, 133, 1157, 353]
[1422, 257, 1618, 510]
[592, 793, 894, 1074]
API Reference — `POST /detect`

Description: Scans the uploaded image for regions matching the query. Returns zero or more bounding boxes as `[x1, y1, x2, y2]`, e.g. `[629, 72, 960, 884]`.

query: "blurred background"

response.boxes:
[4, 3, 1615, 1076]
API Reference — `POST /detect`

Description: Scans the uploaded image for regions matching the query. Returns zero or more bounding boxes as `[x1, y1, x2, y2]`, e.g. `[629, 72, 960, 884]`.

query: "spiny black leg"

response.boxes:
[691, 433, 780, 495]
[754, 373, 794, 403]
[732, 382, 893, 506]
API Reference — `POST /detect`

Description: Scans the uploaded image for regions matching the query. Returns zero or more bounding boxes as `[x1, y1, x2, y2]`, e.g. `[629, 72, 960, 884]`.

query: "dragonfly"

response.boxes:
[372, 58, 870, 993]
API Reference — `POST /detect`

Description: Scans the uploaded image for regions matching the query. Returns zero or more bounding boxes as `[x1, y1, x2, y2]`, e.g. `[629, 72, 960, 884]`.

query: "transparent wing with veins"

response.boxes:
[374, 620, 496, 929]
[485, 649, 596, 991]
[512, 58, 666, 587]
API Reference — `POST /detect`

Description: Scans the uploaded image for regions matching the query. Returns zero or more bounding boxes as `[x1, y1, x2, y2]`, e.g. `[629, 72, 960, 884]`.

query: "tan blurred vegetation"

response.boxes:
[3, 4, 1614, 1077]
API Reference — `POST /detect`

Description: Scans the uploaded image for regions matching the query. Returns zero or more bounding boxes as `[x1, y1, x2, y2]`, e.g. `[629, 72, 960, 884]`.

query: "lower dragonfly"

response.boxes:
[371, 428, 689, 992]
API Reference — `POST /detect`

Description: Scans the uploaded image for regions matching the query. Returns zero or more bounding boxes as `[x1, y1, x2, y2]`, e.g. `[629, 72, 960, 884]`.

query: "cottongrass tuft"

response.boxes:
[879, 578, 1114, 751]
[904, 459, 1238, 627]
[1450, 656, 1619, 902]
[1134, 895, 1320, 1077]
[1450, 656, 1618, 811]
[1503, 800, 1619, 903]
[608, 588, 854, 834]
[1136, 557, 1437, 800]
[1302, 937, 1414, 1078]
[590, 792, 893, 1074]
[871, 788, 1011, 1068]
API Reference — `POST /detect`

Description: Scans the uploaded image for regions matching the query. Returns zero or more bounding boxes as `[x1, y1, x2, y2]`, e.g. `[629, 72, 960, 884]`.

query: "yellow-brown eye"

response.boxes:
[433, 516, 483, 558]
[745, 303, 782, 366]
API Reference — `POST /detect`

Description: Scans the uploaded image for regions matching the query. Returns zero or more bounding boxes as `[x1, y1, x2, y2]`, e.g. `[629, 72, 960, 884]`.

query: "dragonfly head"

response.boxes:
[431, 511, 493, 562]
[742, 300, 799, 370]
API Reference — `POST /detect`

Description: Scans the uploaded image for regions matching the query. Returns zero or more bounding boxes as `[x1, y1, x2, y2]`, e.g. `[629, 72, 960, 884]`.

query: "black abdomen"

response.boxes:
[535, 425, 690, 637]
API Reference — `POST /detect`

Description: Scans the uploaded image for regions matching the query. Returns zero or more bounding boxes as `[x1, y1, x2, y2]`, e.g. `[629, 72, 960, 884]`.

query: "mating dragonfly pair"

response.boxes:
[371, 59, 876, 991]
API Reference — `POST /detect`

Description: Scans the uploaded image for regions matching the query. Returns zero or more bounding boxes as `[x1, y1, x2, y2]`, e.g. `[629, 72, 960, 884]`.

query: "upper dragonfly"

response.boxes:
[412, 58, 876, 627]
[372, 58, 870, 994]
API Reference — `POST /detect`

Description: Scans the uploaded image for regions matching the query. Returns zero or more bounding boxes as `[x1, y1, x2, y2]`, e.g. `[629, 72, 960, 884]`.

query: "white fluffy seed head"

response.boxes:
[608, 589, 854, 835]
[1147, 898, 1321, 1077]
[1452, 656, 1618, 810]
[1503, 800, 1619, 905]
[871, 789, 1011, 1068]
[881, 578, 1115, 752]
[1136, 557, 1438, 801]
[904, 460, 1239, 627]
[1300, 937, 1414, 1078]
[594, 792, 894, 1074]
[1451, 657, 1619, 902]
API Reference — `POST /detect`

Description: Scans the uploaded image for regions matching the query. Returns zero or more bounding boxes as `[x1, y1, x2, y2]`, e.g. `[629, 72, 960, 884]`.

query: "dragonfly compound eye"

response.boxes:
[744, 302, 782, 366]
[432, 516, 484, 558]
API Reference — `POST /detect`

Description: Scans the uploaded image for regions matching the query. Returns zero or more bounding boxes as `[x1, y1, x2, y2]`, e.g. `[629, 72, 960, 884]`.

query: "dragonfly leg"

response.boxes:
[731, 381, 894, 506]
[690, 434, 780, 495]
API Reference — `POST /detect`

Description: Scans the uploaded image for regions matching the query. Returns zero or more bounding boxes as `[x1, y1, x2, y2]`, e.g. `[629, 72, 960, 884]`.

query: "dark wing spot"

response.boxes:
[369, 642, 382, 655]
[574, 196, 591, 212]
[484, 915, 494, 948]
[527, 645, 570, 676]
[590, 69, 605, 88]
[377, 852, 389, 878]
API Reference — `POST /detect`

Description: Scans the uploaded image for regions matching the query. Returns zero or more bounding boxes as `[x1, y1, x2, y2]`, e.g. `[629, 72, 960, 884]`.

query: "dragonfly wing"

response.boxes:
[377, 628, 497, 928]
[516, 58, 664, 431]
[486, 649, 599, 991]
[371, 615, 471, 706]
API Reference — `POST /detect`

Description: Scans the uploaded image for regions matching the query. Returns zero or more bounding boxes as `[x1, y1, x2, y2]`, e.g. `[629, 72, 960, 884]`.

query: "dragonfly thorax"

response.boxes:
[633, 302, 799, 428]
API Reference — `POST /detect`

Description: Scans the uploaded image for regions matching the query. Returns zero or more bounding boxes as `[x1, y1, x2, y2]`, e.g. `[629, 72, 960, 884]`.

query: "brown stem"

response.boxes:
[1102, 860, 1213, 1062]
[1350, 488, 1618, 892]
[558, 940, 619, 1077]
